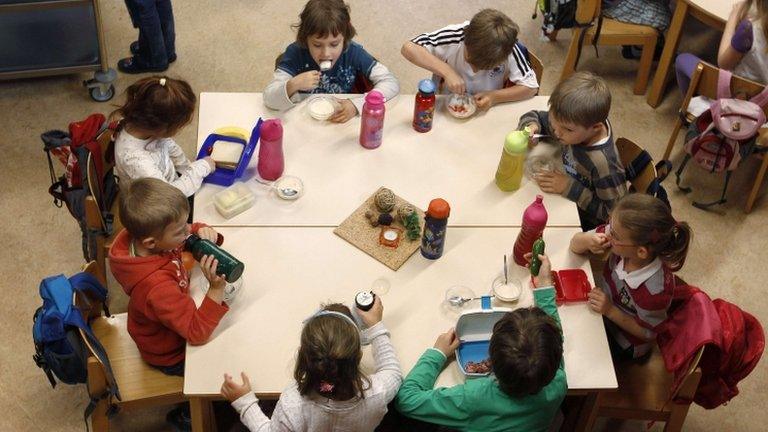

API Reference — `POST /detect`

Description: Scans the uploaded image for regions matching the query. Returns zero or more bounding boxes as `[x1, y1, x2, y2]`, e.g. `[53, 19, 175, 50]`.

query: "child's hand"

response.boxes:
[433, 328, 460, 358]
[524, 123, 540, 148]
[203, 156, 216, 171]
[474, 92, 495, 111]
[221, 372, 252, 402]
[523, 252, 553, 287]
[290, 71, 321, 91]
[444, 70, 466, 95]
[328, 99, 357, 123]
[536, 170, 569, 194]
[587, 288, 612, 315]
[196, 227, 220, 244]
[588, 233, 611, 254]
[356, 295, 383, 327]
[200, 254, 226, 292]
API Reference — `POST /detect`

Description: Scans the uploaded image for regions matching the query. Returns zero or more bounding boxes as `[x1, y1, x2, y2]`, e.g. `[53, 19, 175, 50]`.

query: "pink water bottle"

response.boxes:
[257, 119, 284, 181]
[359, 91, 385, 149]
[513, 195, 548, 266]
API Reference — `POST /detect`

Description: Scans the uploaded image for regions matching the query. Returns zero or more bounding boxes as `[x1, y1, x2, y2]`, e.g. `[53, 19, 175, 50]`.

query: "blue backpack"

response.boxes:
[32, 273, 121, 421]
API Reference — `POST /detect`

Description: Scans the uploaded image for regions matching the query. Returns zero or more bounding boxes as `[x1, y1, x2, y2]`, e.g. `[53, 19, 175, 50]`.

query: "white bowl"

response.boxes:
[307, 96, 339, 121]
[446, 94, 477, 119]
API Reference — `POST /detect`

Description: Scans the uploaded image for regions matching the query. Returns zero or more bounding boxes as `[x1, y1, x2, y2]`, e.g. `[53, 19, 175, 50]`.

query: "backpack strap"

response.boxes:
[717, 70, 733, 100]
[624, 148, 653, 183]
[69, 272, 111, 317]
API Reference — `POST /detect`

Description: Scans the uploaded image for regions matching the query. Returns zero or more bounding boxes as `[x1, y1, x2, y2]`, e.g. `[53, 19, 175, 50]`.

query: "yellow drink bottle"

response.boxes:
[495, 129, 529, 191]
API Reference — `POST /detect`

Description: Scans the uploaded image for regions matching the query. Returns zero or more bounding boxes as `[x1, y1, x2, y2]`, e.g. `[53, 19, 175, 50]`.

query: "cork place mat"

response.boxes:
[334, 187, 425, 270]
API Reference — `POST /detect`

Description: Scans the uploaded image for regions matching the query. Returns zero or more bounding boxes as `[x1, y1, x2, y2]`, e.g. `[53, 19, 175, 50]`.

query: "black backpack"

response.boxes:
[535, 0, 579, 37]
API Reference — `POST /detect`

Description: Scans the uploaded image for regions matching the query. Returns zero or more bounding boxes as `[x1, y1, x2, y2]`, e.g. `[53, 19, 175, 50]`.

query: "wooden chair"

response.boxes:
[528, 49, 544, 85]
[582, 346, 705, 432]
[561, 0, 658, 95]
[616, 137, 660, 195]
[663, 61, 768, 212]
[84, 126, 122, 283]
[76, 261, 185, 432]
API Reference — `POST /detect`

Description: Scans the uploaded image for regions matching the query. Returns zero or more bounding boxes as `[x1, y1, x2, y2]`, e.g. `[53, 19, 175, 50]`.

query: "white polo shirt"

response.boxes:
[411, 21, 539, 94]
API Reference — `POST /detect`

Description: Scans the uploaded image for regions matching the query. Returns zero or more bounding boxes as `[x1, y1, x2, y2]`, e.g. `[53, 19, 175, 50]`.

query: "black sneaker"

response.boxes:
[117, 56, 168, 74]
[166, 405, 191, 432]
[129, 41, 177, 63]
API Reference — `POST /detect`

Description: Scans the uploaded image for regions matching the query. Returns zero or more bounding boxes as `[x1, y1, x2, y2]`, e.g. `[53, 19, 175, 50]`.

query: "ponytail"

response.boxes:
[109, 75, 196, 136]
[613, 194, 693, 272]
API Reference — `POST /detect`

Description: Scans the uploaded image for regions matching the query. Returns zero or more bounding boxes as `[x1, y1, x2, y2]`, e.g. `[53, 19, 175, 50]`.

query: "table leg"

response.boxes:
[190, 396, 214, 432]
[573, 391, 602, 432]
[646, 0, 690, 108]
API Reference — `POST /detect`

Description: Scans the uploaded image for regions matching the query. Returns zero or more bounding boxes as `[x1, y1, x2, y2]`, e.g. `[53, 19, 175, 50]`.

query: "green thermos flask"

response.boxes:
[185, 234, 244, 283]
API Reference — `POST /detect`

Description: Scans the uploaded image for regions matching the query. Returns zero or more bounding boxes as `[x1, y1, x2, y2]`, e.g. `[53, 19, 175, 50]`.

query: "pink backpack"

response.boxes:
[676, 70, 768, 208]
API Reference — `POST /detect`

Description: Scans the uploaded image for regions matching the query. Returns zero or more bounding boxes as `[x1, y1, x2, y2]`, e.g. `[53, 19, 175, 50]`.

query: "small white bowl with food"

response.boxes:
[307, 95, 340, 121]
[446, 93, 477, 119]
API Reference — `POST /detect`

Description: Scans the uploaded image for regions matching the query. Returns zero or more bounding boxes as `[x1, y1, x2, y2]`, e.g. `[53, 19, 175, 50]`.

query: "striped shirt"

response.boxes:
[594, 227, 675, 358]
[518, 111, 627, 224]
[411, 21, 539, 94]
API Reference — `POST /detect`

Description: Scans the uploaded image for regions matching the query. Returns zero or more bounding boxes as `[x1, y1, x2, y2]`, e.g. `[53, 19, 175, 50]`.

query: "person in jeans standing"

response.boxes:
[120, 0, 177, 74]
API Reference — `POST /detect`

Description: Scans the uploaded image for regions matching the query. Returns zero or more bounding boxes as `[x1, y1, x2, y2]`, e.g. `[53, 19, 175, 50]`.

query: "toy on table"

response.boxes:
[512, 195, 547, 266]
[198, 119, 263, 187]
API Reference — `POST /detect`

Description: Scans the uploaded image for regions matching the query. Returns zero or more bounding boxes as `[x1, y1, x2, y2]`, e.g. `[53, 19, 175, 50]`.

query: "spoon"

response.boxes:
[277, 186, 298, 197]
[447, 295, 484, 307]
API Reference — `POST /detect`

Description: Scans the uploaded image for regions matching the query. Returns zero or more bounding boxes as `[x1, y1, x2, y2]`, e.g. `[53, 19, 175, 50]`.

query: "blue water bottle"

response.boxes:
[420, 198, 451, 259]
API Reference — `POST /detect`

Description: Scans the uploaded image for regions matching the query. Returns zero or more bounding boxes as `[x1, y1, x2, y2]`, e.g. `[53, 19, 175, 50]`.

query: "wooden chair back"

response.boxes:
[527, 49, 544, 85]
[615, 137, 658, 195]
[576, 0, 601, 24]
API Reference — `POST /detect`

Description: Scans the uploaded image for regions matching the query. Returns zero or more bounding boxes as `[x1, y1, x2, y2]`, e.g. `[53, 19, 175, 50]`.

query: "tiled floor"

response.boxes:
[1, 1, 765, 431]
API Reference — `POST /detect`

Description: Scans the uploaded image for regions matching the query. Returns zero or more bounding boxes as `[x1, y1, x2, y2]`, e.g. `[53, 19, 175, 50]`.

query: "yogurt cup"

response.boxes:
[307, 96, 339, 121]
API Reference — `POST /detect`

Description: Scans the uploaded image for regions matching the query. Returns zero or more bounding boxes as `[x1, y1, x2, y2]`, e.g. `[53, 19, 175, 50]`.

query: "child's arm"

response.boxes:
[517, 110, 554, 147]
[718, 1, 750, 70]
[357, 297, 403, 402]
[401, 41, 466, 94]
[570, 230, 610, 255]
[588, 288, 655, 342]
[224, 374, 294, 432]
[474, 85, 538, 111]
[118, 141, 213, 197]
[264, 69, 318, 111]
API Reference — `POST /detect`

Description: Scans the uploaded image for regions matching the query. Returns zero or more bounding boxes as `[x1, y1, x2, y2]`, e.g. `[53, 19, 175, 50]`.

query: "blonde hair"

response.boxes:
[548, 71, 611, 127]
[464, 9, 519, 70]
[119, 178, 189, 240]
[612, 194, 693, 272]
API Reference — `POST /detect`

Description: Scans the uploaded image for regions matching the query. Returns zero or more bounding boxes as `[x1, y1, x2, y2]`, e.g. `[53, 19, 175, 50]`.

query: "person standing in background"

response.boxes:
[120, 0, 177, 74]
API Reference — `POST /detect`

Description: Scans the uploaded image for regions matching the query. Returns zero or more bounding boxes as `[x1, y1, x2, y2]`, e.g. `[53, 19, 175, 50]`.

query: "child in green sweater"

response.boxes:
[395, 254, 566, 432]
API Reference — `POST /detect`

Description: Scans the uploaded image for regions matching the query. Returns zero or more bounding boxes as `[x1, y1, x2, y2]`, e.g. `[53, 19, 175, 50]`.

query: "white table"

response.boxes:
[184, 227, 617, 397]
[195, 93, 580, 227]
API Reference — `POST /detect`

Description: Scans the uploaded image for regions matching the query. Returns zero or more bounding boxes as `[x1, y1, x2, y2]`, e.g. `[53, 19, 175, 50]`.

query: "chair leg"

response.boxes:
[745, 153, 768, 213]
[663, 404, 693, 432]
[90, 401, 110, 432]
[561, 28, 585, 82]
[574, 391, 602, 432]
[664, 118, 684, 160]
[634, 35, 657, 95]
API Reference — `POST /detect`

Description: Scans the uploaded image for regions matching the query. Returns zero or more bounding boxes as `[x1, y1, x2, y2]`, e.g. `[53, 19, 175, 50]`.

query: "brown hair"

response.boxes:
[294, 303, 369, 400]
[612, 194, 693, 272]
[489, 308, 563, 398]
[464, 9, 519, 70]
[293, 0, 356, 48]
[111, 76, 196, 136]
[119, 178, 189, 240]
[741, 1, 768, 51]
[548, 71, 611, 127]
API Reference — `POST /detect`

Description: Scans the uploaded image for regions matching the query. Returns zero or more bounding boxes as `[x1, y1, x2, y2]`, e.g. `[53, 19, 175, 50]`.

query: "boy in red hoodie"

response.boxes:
[109, 177, 229, 377]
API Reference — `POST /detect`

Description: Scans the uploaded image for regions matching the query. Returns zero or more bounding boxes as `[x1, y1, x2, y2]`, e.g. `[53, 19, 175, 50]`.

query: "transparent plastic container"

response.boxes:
[214, 183, 256, 219]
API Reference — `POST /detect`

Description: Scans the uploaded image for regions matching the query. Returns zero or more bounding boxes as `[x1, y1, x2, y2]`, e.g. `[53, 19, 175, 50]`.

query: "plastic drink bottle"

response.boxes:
[359, 90, 385, 149]
[185, 234, 245, 283]
[513, 195, 548, 266]
[257, 119, 284, 181]
[495, 129, 528, 191]
[420, 198, 451, 259]
[412, 79, 436, 132]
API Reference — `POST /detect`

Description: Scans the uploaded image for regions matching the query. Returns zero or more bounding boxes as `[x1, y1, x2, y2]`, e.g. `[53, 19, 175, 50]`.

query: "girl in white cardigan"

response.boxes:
[112, 76, 213, 198]
[221, 297, 402, 432]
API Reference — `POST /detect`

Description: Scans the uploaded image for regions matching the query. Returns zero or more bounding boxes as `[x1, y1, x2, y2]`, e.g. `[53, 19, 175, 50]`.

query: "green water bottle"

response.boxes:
[495, 129, 529, 191]
[185, 234, 244, 283]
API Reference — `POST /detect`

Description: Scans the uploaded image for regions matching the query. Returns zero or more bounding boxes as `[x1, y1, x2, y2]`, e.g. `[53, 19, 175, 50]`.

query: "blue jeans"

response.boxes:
[124, 0, 176, 67]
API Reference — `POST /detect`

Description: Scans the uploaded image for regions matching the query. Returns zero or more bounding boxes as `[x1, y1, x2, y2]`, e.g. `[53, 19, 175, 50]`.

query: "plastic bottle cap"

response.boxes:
[260, 119, 283, 141]
[418, 79, 436, 94]
[365, 90, 385, 106]
[535, 194, 543, 203]
[504, 130, 529, 154]
[427, 198, 450, 218]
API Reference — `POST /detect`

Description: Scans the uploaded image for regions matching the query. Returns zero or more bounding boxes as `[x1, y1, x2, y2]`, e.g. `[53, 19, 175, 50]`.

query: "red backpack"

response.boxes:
[676, 70, 768, 209]
[42, 114, 119, 261]
[657, 283, 765, 409]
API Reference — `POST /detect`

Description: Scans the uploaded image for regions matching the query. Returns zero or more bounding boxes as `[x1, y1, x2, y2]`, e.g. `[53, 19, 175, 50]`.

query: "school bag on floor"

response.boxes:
[32, 272, 122, 422]
[42, 114, 119, 260]
[675, 70, 768, 209]
[534, 0, 578, 38]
